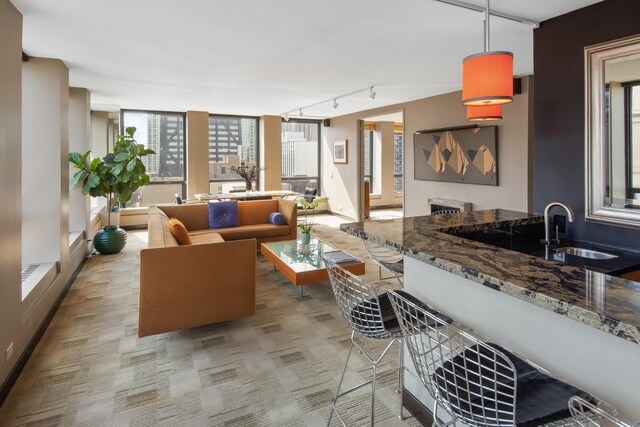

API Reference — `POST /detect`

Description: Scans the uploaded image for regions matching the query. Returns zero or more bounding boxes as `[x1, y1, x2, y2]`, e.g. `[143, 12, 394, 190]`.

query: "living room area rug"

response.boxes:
[0, 224, 419, 426]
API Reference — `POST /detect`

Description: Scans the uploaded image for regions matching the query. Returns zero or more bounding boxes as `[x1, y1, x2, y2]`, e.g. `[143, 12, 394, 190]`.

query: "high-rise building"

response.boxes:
[146, 114, 184, 180]
[208, 117, 241, 163]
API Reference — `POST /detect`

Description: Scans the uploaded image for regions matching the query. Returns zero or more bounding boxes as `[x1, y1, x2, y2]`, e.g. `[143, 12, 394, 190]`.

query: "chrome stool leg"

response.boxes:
[398, 339, 405, 420]
[327, 331, 355, 427]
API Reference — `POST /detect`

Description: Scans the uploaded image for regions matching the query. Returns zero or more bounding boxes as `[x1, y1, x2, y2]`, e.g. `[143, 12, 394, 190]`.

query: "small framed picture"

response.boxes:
[333, 140, 348, 164]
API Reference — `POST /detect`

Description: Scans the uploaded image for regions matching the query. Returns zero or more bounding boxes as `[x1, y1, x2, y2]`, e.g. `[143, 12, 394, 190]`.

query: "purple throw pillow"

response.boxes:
[208, 200, 239, 229]
[268, 212, 285, 226]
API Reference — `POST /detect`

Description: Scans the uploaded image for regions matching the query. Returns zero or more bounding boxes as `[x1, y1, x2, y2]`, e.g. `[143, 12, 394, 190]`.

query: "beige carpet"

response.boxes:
[0, 224, 421, 427]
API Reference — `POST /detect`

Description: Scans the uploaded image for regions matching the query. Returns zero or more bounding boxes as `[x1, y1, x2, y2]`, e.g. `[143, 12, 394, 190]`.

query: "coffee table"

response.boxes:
[261, 238, 365, 298]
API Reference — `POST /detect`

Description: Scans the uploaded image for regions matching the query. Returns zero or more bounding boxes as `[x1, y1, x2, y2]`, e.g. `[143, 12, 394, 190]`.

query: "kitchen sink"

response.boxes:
[554, 247, 618, 260]
[444, 222, 640, 274]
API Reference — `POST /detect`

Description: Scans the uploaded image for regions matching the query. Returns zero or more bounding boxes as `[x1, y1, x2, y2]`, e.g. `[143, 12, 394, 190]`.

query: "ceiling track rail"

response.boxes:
[432, 0, 540, 28]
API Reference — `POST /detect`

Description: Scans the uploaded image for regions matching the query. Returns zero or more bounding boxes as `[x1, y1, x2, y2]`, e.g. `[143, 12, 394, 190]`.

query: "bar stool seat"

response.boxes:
[350, 290, 452, 337]
[435, 343, 595, 426]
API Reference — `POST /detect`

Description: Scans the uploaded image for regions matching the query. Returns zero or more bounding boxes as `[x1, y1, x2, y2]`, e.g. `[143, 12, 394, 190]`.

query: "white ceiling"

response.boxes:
[12, 0, 602, 118]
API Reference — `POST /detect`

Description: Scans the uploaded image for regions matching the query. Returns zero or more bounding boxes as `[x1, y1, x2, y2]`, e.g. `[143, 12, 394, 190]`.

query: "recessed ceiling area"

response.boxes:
[13, 0, 602, 118]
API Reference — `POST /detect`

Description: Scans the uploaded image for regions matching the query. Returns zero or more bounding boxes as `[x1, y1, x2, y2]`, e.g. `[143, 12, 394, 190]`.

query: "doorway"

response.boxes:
[359, 111, 404, 220]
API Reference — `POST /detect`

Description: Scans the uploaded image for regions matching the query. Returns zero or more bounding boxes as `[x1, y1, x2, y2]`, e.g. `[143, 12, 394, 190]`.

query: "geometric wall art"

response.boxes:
[413, 125, 498, 185]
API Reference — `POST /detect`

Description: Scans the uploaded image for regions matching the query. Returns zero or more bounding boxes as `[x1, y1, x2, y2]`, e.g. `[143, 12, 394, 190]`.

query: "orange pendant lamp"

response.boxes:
[467, 104, 502, 122]
[462, 0, 513, 107]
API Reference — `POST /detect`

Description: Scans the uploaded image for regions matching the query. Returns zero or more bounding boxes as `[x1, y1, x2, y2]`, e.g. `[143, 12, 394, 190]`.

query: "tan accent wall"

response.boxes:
[323, 76, 532, 219]
[260, 115, 282, 191]
[0, 0, 23, 388]
[186, 111, 210, 198]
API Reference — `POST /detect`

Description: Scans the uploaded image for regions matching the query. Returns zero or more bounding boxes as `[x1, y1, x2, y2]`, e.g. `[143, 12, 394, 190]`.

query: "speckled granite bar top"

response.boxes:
[340, 209, 640, 345]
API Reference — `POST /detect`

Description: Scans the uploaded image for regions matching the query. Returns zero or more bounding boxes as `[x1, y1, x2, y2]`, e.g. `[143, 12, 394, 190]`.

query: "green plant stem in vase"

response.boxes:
[296, 196, 328, 244]
[230, 161, 264, 192]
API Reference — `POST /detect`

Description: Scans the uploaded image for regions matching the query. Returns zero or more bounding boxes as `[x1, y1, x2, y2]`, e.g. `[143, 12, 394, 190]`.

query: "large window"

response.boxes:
[394, 130, 403, 193]
[626, 83, 640, 199]
[121, 110, 186, 207]
[281, 119, 321, 193]
[208, 115, 260, 193]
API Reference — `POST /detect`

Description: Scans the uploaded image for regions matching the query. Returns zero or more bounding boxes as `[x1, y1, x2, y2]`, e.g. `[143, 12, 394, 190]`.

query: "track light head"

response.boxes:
[284, 113, 289, 121]
[369, 86, 376, 100]
[299, 108, 303, 117]
[332, 99, 339, 109]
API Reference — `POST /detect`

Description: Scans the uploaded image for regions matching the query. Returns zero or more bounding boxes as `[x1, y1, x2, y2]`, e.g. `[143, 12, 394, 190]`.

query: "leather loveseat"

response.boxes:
[138, 199, 297, 337]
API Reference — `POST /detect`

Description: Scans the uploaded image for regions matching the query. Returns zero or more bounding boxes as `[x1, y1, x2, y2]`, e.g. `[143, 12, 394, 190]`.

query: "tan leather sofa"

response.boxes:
[138, 199, 297, 337]
[156, 199, 297, 245]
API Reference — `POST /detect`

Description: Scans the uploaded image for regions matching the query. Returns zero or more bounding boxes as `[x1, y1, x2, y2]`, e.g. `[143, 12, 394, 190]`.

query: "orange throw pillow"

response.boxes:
[168, 218, 192, 245]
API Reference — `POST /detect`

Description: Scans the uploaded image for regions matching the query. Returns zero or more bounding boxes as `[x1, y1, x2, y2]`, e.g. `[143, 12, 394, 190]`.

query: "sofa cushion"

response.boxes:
[238, 200, 279, 226]
[158, 204, 210, 230]
[208, 200, 239, 229]
[189, 232, 225, 245]
[169, 218, 192, 245]
[268, 212, 285, 226]
[210, 223, 290, 240]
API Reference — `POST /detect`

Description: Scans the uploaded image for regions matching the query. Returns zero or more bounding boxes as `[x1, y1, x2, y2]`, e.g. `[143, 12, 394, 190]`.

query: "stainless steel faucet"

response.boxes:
[542, 202, 574, 246]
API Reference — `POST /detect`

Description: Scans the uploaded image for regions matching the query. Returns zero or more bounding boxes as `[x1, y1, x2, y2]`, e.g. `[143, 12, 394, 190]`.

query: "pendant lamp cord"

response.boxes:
[484, 0, 490, 52]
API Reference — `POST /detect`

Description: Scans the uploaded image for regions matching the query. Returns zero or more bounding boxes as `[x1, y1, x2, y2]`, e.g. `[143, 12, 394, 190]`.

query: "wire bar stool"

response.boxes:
[569, 396, 636, 427]
[322, 254, 404, 426]
[387, 290, 609, 427]
[322, 255, 452, 426]
[363, 237, 404, 286]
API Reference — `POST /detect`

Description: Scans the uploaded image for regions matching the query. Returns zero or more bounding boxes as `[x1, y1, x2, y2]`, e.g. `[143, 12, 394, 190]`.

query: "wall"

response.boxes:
[533, 0, 640, 250]
[322, 118, 362, 219]
[0, 5, 87, 395]
[22, 58, 69, 267]
[0, 0, 23, 391]
[68, 88, 91, 234]
[325, 77, 532, 219]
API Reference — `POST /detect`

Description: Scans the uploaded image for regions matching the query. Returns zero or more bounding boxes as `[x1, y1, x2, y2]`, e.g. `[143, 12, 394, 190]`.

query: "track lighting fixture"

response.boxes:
[281, 85, 377, 120]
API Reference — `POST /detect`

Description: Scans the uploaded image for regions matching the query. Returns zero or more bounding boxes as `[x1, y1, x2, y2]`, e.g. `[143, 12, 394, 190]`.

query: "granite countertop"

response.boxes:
[340, 209, 640, 345]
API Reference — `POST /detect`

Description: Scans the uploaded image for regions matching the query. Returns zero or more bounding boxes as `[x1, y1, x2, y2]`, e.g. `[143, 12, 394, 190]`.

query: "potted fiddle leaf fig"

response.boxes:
[69, 126, 155, 254]
[297, 196, 328, 244]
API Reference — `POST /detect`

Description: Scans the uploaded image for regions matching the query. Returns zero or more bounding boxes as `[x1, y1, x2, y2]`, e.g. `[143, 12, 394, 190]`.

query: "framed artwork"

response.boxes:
[414, 125, 498, 186]
[333, 140, 348, 164]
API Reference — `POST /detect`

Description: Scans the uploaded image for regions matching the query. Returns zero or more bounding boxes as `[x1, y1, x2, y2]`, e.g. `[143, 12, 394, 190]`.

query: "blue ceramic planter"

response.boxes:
[93, 225, 127, 255]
